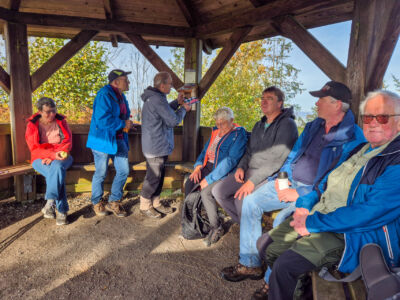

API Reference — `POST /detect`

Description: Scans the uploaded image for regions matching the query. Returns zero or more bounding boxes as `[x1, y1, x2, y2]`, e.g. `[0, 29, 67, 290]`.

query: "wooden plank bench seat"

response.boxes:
[312, 270, 366, 300]
[0, 163, 34, 180]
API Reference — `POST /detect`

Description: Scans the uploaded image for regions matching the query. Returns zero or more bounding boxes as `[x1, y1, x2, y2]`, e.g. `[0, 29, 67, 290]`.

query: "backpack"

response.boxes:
[181, 185, 211, 240]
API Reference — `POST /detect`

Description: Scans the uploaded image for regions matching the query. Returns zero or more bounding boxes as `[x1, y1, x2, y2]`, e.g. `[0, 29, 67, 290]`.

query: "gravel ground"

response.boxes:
[0, 193, 265, 300]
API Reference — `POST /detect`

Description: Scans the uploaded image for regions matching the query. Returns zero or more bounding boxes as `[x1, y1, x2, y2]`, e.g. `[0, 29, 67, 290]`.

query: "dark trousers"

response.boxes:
[184, 163, 221, 229]
[212, 169, 264, 224]
[140, 156, 168, 199]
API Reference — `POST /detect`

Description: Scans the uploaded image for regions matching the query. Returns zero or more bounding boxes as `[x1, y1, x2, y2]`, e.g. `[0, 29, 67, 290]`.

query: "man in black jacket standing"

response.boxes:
[212, 86, 298, 223]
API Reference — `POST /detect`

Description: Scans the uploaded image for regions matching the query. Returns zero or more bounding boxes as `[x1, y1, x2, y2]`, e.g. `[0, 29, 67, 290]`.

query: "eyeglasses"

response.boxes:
[42, 109, 56, 115]
[361, 114, 400, 124]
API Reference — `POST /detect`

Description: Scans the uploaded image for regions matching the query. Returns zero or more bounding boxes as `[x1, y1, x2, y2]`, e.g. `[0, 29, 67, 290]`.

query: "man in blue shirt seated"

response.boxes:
[257, 90, 400, 300]
[220, 81, 366, 287]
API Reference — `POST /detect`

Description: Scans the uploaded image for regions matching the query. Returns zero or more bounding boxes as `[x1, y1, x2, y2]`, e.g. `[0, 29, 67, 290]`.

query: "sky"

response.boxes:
[110, 21, 399, 114]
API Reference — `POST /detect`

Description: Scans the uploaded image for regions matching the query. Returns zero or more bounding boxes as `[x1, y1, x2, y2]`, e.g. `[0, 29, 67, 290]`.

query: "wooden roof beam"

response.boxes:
[0, 7, 193, 38]
[8, 0, 21, 11]
[103, 0, 118, 47]
[0, 66, 10, 94]
[31, 30, 98, 91]
[273, 15, 346, 83]
[195, 0, 344, 37]
[366, 0, 400, 91]
[125, 33, 184, 90]
[249, 0, 275, 8]
[198, 27, 252, 99]
[175, 0, 200, 27]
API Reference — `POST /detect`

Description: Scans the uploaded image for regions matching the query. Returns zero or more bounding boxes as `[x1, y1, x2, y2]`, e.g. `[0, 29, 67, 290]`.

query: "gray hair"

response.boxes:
[359, 90, 400, 115]
[153, 72, 172, 88]
[329, 96, 350, 112]
[214, 107, 234, 121]
[36, 97, 56, 111]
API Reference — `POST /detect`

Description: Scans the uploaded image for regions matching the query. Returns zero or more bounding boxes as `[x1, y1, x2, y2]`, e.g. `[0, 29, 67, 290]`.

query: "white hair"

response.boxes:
[359, 90, 400, 115]
[328, 96, 350, 112]
[214, 107, 234, 121]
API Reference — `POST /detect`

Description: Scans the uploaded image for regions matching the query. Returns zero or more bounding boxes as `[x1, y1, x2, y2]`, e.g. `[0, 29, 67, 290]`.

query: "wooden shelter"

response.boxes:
[0, 0, 398, 201]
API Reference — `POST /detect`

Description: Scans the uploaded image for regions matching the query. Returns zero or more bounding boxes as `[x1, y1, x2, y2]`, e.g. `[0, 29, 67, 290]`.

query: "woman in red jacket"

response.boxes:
[25, 97, 73, 225]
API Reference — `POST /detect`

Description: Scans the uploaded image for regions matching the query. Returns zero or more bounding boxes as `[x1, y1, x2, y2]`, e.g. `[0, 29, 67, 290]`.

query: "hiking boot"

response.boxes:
[220, 263, 264, 282]
[105, 201, 127, 217]
[203, 225, 224, 247]
[251, 282, 269, 300]
[42, 204, 56, 219]
[93, 201, 108, 216]
[140, 207, 162, 219]
[56, 212, 68, 226]
[154, 204, 174, 215]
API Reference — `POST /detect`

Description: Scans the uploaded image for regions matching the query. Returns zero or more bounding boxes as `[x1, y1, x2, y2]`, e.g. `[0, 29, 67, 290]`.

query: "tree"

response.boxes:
[393, 75, 400, 93]
[0, 37, 109, 123]
[169, 38, 303, 130]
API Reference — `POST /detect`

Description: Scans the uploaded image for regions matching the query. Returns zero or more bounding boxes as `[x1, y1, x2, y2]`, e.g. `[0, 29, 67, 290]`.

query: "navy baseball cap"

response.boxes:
[309, 81, 352, 103]
[108, 69, 131, 83]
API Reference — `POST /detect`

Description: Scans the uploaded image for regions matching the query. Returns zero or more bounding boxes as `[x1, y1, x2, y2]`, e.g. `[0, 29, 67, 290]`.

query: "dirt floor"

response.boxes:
[0, 192, 266, 300]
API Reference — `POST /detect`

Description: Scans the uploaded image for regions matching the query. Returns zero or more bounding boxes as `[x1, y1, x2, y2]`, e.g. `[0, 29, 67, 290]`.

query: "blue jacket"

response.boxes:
[280, 110, 366, 197]
[140, 86, 186, 158]
[194, 125, 248, 185]
[86, 85, 130, 154]
[305, 135, 400, 273]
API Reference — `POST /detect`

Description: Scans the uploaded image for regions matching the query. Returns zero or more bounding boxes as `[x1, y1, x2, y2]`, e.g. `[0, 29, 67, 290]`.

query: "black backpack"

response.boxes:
[181, 185, 211, 240]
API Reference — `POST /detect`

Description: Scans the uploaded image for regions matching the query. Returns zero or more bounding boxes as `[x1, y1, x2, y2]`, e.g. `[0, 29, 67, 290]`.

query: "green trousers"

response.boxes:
[266, 217, 345, 269]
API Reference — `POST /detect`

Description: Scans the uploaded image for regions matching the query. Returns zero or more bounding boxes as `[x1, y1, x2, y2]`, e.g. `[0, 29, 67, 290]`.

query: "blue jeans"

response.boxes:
[239, 179, 309, 267]
[91, 139, 129, 204]
[32, 155, 73, 214]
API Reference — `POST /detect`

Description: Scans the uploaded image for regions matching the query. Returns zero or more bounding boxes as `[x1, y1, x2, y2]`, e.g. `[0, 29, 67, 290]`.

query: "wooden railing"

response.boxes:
[0, 123, 212, 198]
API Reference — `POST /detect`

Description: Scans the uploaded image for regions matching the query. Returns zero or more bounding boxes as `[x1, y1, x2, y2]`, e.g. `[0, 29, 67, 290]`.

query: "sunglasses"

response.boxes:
[42, 109, 57, 115]
[361, 114, 400, 124]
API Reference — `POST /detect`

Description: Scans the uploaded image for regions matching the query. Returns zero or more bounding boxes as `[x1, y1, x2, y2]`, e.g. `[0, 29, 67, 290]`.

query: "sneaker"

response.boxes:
[105, 201, 127, 217]
[56, 212, 68, 226]
[220, 263, 264, 282]
[140, 207, 162, 219]
[93, 201, 108, 216]
[203, 226, 224, 247]
[42, 204, 56, 219]
[154, 204, 174, 215]
[251, 282, 269, 300]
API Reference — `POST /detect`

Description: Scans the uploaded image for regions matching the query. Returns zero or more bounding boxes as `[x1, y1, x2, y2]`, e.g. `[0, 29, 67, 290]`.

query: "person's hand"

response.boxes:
[189, 166, 202, 184]
[42, 158, 52, 165]
[55, 151, 67, 160]
[234, 168, 245, 183]
[234, 180, 255, 200]
[183, 102, 191, 112]
[200, 178, 208, 190]
[290, 209, 310, 236]
[275, 180, 298, 202]
[124, 120, 133, 131]
[177, 91, 185, 105]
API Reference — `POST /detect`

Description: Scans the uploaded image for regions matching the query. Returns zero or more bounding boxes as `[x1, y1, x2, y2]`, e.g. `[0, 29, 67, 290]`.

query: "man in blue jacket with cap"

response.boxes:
[87, 69, 133, 218]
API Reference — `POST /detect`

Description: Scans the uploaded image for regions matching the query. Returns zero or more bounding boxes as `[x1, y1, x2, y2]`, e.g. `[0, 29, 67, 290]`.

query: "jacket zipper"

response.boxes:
[383, 225, 394, 260]
[215, 130, 236, 167]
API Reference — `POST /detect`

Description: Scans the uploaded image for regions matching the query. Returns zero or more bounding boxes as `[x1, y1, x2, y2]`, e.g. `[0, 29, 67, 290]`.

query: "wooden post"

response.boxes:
[182, 38, 202, 162]
[346, 0, 399, 122]
[4, 22, 34, 201]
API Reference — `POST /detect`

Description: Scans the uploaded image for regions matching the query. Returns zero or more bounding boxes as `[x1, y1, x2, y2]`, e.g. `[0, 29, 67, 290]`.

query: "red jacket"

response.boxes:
[25, 113, 72, 162]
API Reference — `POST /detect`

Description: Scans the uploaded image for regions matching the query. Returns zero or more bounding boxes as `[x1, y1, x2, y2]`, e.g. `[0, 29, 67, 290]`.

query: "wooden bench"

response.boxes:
[0, 163, 34, 180]
[312, 270, 367, 300]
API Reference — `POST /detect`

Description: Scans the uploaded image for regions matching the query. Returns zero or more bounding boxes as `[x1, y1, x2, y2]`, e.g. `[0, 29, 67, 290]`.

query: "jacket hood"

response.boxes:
[141, 86, 164, 102]
[378, 134, 400, 156]
[28, 112, 66, 123]
[261, 106, 296, 124]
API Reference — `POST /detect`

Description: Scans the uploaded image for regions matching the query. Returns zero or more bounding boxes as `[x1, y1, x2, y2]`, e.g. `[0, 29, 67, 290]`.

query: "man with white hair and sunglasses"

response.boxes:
[257, 90, 400, 300]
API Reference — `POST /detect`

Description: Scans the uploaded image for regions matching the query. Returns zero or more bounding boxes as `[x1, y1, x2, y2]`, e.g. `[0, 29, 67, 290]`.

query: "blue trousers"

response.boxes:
[32, 155, 73, 214]
[239, 179, 309, 268]
[91, 139, 129, 204]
